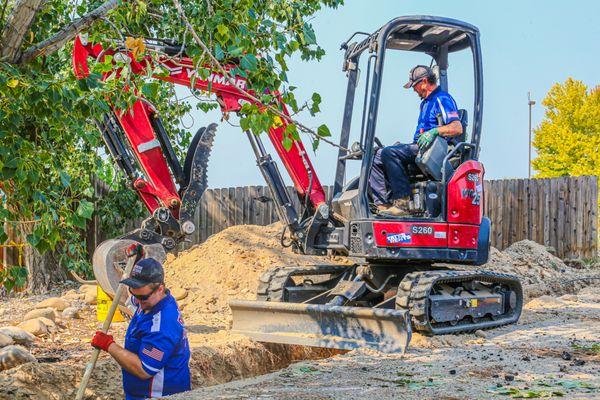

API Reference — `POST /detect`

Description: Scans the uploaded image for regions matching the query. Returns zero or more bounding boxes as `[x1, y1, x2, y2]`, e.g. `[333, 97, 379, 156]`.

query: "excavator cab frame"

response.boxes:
[334, 15, 484, 219]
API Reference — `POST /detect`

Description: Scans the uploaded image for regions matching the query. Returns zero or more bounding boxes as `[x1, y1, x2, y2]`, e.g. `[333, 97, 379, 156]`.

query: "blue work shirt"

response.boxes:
[123, 292, 191, 400]
[413, 86, 460, 144]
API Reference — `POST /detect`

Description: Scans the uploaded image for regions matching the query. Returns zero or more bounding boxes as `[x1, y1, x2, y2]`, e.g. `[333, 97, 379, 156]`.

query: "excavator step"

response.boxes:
[229, 300, 411, 353]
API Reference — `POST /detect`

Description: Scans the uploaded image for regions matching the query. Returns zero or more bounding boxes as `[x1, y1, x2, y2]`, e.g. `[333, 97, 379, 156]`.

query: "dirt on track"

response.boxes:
[0, 223, 598, 399]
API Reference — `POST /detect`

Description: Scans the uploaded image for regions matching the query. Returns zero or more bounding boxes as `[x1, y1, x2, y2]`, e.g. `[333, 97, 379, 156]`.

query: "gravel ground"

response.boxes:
[169, 286, 600, 400]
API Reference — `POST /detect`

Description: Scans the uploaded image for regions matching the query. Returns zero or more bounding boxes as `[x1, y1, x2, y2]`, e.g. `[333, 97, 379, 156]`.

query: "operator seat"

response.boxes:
[408, 108, 468, 182]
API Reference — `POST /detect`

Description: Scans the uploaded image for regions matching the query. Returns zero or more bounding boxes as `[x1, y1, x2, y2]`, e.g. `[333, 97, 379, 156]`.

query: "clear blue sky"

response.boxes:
[178, 0, 599, 189]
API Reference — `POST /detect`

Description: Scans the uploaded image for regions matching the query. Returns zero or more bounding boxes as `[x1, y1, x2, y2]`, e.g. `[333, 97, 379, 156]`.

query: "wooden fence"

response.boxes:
[187, 175, 598, 260]
[484, 176, 597, 259]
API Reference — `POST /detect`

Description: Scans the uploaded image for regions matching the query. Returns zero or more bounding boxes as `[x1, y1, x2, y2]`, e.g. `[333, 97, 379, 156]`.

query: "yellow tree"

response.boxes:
[532, 78, 599, 177]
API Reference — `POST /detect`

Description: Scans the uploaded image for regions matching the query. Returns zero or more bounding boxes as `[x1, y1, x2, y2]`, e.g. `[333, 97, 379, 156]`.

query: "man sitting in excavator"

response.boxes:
[370, 65, 464, 216]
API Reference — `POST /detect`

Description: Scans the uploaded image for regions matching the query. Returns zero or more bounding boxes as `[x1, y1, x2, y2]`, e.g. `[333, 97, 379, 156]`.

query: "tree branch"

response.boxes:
[18, 0, 118, 64]
[0, 0, 44, 63]
[171, 0, 346, 151]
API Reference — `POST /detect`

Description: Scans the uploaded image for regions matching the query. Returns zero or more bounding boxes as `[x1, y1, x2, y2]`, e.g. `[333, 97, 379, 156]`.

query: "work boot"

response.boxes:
[376, 203, 392, 212]
[380, 197, 410, 217]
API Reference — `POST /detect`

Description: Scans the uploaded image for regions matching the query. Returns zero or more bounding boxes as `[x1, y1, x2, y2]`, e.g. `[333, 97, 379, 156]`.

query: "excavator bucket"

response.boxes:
[229, 300, 412, 353]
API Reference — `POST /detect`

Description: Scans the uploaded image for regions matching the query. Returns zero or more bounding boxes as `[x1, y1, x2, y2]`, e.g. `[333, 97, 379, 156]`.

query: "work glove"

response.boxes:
[417, 127, 439, 149]
[91, 331, 115, 352]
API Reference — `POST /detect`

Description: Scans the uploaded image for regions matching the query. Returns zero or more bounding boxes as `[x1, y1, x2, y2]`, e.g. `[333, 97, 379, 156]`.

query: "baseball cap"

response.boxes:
[403, 65, 433, 89]
[120, 258, 164, 289]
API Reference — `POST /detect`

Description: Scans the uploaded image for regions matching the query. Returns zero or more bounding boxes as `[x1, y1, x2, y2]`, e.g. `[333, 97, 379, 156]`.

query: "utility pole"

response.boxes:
[528, 92, 536, 178]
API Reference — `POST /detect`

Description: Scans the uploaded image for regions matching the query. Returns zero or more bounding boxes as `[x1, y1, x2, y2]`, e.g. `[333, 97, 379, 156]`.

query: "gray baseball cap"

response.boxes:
[403, 65, 433, 88]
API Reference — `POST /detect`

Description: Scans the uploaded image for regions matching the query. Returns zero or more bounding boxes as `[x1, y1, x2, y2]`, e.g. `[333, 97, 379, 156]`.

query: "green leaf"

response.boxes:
[302, 23, 317, 45]
[141, 82, 160, 98]
[216, 24, 230, 41]
[317, 124, 331, 137]
[282, 136, 293, 151]
[241, 54, 258, 71]
[312, 138, 320, 151]
[76, 200, 94, 219]
[59, 170, 71, 188]
[215, 44, 224, 60]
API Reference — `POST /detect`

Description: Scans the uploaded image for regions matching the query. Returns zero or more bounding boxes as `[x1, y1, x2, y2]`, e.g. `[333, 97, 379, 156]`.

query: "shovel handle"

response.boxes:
[75, 243, 143, 400]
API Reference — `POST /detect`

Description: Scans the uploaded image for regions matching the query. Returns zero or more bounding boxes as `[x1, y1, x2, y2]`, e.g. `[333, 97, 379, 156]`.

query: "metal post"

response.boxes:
[528, 92, 536, 178]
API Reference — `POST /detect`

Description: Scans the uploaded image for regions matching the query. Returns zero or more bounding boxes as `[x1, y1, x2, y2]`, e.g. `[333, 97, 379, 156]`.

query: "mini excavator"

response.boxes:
[74, 16, 523, 353]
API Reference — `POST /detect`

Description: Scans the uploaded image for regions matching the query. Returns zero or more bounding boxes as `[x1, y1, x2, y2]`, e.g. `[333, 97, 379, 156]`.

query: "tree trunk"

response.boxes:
[0, 0, 44, 63]
[22, 244, 68, 294]
[16, 220, 68, 294]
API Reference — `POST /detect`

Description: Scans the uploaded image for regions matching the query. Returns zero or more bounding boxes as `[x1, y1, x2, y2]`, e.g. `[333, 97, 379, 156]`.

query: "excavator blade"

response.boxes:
[229, 300, 411, 353]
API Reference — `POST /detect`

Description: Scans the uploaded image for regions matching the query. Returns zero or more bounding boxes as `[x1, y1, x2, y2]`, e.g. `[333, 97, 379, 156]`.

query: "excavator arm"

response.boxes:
[74, 35, 337, 302]
[73, 35, 327, 255]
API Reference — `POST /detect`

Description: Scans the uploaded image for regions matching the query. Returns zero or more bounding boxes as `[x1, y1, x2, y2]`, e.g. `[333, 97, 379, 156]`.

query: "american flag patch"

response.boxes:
[142, 345, 164, 362]
[447, 111, 459, 118]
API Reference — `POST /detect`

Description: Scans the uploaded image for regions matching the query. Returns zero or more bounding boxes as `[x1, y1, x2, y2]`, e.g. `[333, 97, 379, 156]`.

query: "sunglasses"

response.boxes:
[129, 284, 160, 301]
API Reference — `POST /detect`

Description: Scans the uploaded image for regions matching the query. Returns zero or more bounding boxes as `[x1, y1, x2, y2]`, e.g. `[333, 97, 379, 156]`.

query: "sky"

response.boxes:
[175, 0, 599, 189]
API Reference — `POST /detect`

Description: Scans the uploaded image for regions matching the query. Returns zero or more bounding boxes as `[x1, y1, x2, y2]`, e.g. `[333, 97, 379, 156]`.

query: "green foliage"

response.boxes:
[0, 265, 28, 293]
[532, 79, 599, 178]
[0, 0, 342, 288]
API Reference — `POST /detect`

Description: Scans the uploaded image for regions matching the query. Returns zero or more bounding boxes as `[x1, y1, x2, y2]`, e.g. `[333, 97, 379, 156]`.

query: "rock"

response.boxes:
[0, 345, 37, 371]
[474, 330, 487, 338]
[561, 351, 572, 361]
[62, 289, 83, 300]
[35, 297, 69, 311]
[79, 284, 96, 294]
[574, 359, 585, 366]
[37, 317, 57, 332]
[62, 307, 81, 319]
[449, 369, 456, 375]
[0, 333, 14, 348]
[0, 327, 35, 345]
[504, 374, 515, 382]
[84, 290, 96, 305]
[171, 287, 188, 301]
[18, 319, 49, 336]
[560, 294, 578, 302]
[23, 307, 56, 322]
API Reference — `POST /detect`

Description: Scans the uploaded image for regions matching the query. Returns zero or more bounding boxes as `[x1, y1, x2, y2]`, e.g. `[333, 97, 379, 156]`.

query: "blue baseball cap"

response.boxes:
[120, 258, 164, 288]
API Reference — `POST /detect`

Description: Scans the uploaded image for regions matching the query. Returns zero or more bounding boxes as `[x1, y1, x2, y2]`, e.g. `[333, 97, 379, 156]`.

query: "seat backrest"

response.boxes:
[454, 109, 468, 143]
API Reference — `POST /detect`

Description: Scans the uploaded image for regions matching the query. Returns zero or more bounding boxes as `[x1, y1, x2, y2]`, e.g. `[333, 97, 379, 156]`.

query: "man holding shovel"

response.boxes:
[90, 258, 191, 399]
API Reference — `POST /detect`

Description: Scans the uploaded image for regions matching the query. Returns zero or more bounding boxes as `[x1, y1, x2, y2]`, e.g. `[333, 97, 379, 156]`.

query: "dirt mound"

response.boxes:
[475, 240, 590, 299]
[164, 223, 349, 326]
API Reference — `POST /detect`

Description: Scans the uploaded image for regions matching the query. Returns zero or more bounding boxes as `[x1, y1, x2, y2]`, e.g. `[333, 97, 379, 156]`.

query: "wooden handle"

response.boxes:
[75, 249, 139, 400]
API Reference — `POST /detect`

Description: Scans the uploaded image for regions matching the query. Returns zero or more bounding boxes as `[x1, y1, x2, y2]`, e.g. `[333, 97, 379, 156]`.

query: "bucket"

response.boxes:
[96, 285, 125, 322]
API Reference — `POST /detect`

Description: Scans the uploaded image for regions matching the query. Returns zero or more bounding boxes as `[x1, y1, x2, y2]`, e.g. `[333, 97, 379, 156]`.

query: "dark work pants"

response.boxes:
[369, 143, 418, 205]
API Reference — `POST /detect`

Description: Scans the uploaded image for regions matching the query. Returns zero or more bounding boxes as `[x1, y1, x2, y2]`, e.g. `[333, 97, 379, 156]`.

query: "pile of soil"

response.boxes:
[163, 223, 349, 327]
[465, 240, 593, 300]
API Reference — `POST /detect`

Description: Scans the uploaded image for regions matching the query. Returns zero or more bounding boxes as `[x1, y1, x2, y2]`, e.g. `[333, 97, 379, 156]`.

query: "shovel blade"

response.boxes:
[229, 300, 411, 353]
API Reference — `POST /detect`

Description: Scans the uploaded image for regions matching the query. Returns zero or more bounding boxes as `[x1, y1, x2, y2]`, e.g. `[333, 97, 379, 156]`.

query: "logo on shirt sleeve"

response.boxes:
[447, 111, 459, 119]
[142, 345, 164, 362]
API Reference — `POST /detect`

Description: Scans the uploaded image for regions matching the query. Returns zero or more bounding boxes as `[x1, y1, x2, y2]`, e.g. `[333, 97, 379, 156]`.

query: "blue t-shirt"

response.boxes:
[123, 292, 191, 400]
[413, 86, 460, 144]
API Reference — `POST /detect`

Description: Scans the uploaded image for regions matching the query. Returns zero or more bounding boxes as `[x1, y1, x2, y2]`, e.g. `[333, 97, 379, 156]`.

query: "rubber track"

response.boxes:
[256, 265, 349, 302]
[396, 270, 523, 335]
